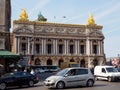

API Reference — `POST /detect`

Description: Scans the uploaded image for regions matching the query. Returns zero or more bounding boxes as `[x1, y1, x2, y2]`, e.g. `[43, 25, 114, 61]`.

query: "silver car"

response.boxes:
[44, 67, 95, 89]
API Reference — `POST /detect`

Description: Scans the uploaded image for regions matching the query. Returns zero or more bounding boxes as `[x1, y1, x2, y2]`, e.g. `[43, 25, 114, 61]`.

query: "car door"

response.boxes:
[5, 75, 17, 86]
[100, 68, 108, 80]
[19, 72, 31, 85]
[76, 69, 89, 85]
[64, 69, 78, 87]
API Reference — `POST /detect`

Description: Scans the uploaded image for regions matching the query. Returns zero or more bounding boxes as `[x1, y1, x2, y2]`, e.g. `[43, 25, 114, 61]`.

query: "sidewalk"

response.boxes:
[37, 81, 44, 86]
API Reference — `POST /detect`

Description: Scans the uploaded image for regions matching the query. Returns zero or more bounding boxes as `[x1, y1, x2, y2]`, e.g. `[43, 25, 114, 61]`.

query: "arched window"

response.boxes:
[47, 59, 52, 65]
[70, 58, 74, 62]
[35, 58, 41, 65]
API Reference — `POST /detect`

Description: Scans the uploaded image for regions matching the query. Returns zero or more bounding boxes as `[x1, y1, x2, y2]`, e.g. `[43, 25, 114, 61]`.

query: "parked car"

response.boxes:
[44, 67, 95, 89]
[0, 71, 39, 90]
[116, 68, 120, 72]
[94, 66, 120, 82]
[35, 68, 45, 74]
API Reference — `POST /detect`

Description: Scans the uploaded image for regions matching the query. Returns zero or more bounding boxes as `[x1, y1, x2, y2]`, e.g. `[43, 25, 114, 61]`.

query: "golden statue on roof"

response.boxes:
[87, 13, 95, 25]
[19, 9, 29, 21]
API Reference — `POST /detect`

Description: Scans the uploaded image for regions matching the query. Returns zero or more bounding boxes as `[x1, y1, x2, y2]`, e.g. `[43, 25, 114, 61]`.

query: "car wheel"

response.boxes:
[86, 79, 94, 87]
[95, 76, 98, 80]
[56, 81, 65, 89]
[0, 83, 6, 90]
[28, 80, 34, 87]
[108, 77, 112, 82]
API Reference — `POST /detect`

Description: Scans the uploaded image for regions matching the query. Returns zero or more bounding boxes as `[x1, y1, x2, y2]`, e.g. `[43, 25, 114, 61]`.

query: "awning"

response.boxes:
[0, 50, 20, 59]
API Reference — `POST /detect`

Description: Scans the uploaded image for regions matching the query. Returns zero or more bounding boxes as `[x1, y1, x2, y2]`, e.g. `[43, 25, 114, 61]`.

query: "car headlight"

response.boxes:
[48, 78, 56, 83]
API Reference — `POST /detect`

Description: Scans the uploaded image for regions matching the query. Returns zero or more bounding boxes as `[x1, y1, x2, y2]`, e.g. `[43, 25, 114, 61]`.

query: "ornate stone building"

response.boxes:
[11, 10, 105, 68]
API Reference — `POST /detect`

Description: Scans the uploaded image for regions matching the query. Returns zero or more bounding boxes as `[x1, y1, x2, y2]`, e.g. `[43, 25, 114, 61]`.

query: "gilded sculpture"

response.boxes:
[87, 14, 95, 25]
[19, 9, 29, 21]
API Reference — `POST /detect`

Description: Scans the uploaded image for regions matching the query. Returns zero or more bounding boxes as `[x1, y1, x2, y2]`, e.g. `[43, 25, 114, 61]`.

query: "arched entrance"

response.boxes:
[35, 58, 41, 65]
[80, 59, 85, 67]
[93, 59, 98, 67]
[70, 58, 75, 62]
[47, 59, 52, 65]
[58, 59, 64, 67]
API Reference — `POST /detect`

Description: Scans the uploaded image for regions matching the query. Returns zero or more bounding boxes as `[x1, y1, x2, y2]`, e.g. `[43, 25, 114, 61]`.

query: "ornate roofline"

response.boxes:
[13, 20, 102, 29]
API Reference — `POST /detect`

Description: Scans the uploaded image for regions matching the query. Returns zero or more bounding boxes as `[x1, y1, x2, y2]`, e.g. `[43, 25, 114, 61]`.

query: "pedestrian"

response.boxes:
[30, 69, 35, 75]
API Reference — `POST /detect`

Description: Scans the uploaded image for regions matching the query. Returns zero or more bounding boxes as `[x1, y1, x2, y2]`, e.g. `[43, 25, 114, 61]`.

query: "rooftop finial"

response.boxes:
[37, 12, 47, 21]
[87, 13, 95, 25]
[19, 9, 29, 21]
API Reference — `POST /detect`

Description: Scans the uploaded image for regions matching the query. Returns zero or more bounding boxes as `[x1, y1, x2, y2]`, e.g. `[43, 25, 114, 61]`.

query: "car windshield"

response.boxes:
[106, 67, 118, 72]
[56, 68, 69, 76]
[117, 68, 120, 72]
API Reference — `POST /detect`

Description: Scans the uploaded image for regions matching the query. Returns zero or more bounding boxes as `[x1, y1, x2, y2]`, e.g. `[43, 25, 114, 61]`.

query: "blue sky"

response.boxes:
[11, 0, 120, 58]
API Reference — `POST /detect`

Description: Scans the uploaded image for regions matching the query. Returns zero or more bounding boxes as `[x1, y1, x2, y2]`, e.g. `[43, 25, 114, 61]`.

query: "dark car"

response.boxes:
[0, 71, 39, 90]
[117, 68, 120, 72]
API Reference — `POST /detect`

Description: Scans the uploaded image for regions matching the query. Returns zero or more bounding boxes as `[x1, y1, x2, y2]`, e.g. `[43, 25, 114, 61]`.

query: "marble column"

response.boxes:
[55, 39, 58, 55]
[78, 40, 80, 55]
[86, 38, 90, 55]
[75, 40, 78, 55]
[27, 37, 30, 55]
[41, 39, 44, 55]
[64, 40, 67, 55]
[53, 39, 56, 54]
[44, 39, 46, 54]
[66, 40, 69, 55]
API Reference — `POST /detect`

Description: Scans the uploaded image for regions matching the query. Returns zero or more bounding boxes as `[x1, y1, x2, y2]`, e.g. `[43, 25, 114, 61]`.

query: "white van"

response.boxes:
[94, 65, 120, 82]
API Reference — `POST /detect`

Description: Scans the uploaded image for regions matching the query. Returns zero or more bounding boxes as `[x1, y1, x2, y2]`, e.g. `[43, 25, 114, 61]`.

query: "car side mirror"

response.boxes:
[64, 74, 69, 77]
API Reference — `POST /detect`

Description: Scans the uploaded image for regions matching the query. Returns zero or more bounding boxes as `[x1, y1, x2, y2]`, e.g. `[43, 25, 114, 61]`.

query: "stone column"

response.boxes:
[55, 39, 58, 55]
[101, 41, 104, 55]
[75, 40, 78, 55]
[64, 40, 66, 55]
[66, 40, 69, 55]
[27, 37, 30, 55]
[15, 36, 17, 54]
[78, 40, 80, 55]
[31, 39, 34, 55]
[17, 37, 20, 54]
[44, 39, 46, 54]
[41, 39, 44, 55]
[98, 41, 101, 55]
[90, 40, 93, 55]
[53, 39, 56, 54]
[86, 38, 90, 55]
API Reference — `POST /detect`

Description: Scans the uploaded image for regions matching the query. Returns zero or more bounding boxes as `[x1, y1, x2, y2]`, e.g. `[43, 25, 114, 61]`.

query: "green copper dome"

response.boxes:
[37, 12, 47, 21]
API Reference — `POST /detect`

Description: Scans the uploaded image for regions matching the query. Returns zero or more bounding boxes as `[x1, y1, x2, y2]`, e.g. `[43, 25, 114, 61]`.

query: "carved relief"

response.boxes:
[89, 31, 103, 36]
[16, 28, 32, 33]
[44, 27, 54, 33]
[67, 28, 76, 33]
[56, 28, 65, 33]
[14, 26, 32, 33]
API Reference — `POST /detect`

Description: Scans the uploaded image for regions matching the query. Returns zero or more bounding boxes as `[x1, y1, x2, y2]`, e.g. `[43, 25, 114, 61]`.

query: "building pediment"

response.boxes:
[13, 26, 33, 33]
[89, 31, 103, 36]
